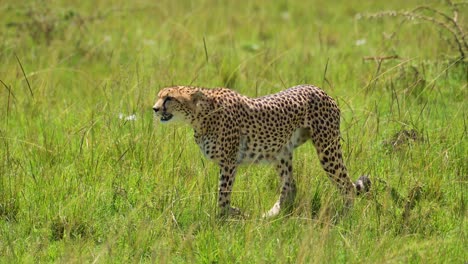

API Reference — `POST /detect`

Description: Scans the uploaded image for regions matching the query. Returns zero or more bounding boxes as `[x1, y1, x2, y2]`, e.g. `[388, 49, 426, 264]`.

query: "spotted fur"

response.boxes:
[153, 85, 370, 217]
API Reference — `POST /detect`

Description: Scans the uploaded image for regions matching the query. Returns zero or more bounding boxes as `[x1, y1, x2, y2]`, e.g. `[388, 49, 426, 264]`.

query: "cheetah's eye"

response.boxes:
[162, 96, 174, 110]
[163, 96, 174, 105]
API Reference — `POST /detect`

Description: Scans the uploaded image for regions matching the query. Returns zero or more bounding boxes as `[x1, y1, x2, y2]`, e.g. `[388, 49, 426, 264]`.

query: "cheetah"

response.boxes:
[153, 85, 370, 217]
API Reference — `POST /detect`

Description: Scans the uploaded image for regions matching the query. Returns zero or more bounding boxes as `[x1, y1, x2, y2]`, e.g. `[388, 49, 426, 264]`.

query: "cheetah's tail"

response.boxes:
[354, 175, 371, 195]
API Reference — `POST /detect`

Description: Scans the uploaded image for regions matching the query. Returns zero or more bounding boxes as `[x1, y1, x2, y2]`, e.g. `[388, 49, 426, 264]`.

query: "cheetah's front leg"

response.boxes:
[217, 164, 241, 216]
[263, 154, 297, 218]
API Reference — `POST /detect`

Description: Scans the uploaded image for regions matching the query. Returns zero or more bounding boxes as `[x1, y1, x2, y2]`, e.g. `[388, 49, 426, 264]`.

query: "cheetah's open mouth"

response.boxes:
[160, 113, 173, 122]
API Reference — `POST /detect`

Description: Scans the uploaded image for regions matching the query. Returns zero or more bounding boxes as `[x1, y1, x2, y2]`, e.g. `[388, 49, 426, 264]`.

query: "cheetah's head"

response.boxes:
[153, 86, 209, 124]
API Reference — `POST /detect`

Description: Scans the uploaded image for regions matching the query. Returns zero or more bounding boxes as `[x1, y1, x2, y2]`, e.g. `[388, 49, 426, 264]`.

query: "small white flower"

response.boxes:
[355, 39, 366, 46]
[118, 113, 137, 121]
[125, 114, 137, 121]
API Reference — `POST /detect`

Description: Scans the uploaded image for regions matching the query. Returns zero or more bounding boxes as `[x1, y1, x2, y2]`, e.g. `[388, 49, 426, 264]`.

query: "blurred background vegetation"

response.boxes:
[0, 0, 466, 262]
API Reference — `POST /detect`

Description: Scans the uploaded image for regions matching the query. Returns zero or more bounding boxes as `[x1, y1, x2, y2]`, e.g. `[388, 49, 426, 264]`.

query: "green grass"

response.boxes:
[0, 0, 466, 262]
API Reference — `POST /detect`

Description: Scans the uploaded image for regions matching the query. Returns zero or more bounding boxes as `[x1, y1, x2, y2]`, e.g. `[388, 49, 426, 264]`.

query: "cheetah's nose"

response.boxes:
[153, 107, 160, 113]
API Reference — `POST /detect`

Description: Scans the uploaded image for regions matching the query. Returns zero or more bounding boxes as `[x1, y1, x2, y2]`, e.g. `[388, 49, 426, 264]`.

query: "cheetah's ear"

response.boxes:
[191, 90, 206, 102]
[190, 90, 212, 112]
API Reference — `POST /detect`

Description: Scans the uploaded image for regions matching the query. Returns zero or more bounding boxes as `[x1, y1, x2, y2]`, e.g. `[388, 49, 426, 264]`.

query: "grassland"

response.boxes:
[0, 0, 466, 263]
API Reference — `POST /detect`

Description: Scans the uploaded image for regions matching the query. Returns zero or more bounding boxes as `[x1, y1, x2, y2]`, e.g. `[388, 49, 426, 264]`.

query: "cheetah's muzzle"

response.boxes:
[160, 113, 173, 122]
